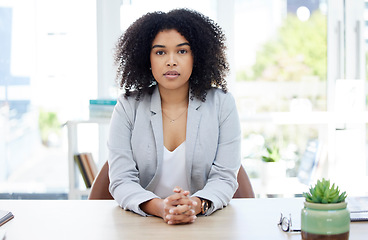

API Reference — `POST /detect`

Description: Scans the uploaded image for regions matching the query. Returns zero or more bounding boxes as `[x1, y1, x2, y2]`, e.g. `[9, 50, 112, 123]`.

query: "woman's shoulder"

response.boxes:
[205, 87, 235, 105]
[117, 88, 153, 103]
[116, 90, 151, 112]
[117, 91, 137, 106]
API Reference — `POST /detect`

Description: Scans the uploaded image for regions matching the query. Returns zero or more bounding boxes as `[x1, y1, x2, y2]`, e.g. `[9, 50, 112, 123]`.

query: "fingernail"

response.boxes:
[166, 215, 171, 220]
[169, 209, 174, 214]
[164, 199, 168, 203]
[168, 221, 173, 225]
[191, 209, 195, 214]
[174, 187, 180, 192]
[193, 201, 197, 206]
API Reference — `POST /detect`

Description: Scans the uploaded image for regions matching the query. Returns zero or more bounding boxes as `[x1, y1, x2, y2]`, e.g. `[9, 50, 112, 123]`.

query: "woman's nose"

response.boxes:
[166, 54, 177, 66]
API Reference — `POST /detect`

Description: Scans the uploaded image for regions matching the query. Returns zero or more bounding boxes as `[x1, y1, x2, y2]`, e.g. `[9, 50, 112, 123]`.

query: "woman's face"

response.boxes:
[150, 29, 193, 92]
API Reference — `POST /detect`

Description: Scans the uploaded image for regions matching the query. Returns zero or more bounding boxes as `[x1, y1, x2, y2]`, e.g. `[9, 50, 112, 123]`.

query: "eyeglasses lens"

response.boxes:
[281, 217, 290, 232]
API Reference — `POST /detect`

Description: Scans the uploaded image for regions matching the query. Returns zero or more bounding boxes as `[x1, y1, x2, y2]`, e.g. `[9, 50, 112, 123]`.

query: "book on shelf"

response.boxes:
[89, 99, 117, 119]
[74, 154, 90, 188]
[0, 209, 14, 227]
[74, 152, 98, 188]
[89, 99, 117, 105]
[85, 152, 98, 179]
[80, 153, 94, 187]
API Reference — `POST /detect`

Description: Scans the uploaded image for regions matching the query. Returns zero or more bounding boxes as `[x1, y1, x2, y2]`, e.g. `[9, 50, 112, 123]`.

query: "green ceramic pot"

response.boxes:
[301, 201, 350, 240]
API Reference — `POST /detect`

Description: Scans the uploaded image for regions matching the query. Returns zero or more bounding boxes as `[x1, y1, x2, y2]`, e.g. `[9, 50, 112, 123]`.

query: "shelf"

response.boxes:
[66, 118, 110, 199]
[66, 118, 111, 125]
[239, 111, 368, 125]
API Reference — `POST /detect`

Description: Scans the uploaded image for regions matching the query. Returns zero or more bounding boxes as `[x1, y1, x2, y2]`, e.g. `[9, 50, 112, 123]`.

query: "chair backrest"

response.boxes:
[88, 161, 255, 199]
[233, 164, 255, 198]
[88, 161, 113, 200]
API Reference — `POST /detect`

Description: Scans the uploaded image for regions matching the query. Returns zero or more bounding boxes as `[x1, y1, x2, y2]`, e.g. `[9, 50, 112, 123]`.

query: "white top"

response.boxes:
[153, 141, 190, 198]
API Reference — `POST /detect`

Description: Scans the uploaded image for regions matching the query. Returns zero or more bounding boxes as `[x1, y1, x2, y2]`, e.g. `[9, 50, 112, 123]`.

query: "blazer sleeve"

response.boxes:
[107, 95, 158, 216]
[192, 92, 242, 215]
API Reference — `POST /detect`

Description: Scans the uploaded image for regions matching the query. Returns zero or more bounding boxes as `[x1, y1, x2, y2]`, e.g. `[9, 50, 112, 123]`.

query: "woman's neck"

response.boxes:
[159, 85, 189, 108]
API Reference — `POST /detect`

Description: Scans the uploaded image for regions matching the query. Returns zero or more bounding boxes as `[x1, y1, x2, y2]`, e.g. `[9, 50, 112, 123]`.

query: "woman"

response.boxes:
[108, 8, 242, 225]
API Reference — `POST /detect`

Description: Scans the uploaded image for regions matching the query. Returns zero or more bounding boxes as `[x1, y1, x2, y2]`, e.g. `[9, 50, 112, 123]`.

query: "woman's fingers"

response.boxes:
[166, 212, 197, 225]
[166, 187, 191, 204]
[173, 187, 190, 196]
[165, 193, 189, 206]
[173, 186, 182, 193]
[163, 200, 197, 224]
[169, 204, 195, 215]
[162, 187, 199, 225]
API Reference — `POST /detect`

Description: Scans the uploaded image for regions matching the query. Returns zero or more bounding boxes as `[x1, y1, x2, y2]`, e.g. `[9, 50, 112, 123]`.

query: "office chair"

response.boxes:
[233, 164, 255, 198]
[88, 161, 113, 200]
[88, 161, 255, 199]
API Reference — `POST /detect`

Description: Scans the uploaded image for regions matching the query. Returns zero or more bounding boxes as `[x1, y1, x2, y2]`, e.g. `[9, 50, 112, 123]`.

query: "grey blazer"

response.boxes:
[108, 86, 241, 216]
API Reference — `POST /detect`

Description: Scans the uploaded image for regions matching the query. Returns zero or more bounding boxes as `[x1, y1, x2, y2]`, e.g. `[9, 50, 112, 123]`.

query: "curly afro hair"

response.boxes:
[114, 8, 229, 102]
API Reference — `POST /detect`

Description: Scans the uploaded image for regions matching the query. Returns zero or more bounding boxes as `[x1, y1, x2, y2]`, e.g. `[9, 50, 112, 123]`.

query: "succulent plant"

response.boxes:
[303, 178, 347, 204]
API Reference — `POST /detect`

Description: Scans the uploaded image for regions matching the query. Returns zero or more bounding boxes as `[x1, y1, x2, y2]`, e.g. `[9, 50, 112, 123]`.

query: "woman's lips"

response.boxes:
[164, 71, 180, 79]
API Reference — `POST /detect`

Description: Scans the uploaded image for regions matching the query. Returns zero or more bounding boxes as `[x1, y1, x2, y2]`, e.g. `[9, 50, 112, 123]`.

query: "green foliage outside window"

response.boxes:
[238, 11, 327, 82]
[39, 109, 61, 146]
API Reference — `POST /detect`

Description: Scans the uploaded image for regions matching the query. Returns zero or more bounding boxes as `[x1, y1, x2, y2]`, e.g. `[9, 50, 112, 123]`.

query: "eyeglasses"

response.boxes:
[278, 213, 301, 232]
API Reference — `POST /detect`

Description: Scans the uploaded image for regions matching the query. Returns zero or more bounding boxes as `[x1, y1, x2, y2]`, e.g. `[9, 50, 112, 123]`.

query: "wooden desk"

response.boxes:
[0, 198, 366, 239]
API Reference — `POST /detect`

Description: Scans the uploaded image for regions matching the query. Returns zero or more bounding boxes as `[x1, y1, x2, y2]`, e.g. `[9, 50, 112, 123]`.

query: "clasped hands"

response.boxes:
[163, 186, 199, 225]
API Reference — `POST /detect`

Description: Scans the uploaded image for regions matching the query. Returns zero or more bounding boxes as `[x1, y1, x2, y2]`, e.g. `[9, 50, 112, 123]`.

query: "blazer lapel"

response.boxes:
[146, 87, 164, 189]
[186, 95, 202, 190]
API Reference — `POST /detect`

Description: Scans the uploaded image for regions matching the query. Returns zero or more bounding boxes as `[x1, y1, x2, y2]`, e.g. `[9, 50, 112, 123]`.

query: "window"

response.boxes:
[0, 0, 97, 196]
[234, 0, 327, 113]
[237, 0, 367, 196]
[1, 0, 366, 198]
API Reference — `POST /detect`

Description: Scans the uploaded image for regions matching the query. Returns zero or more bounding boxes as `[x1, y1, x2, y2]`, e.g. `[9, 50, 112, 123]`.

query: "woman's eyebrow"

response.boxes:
[152, 44, 165, 49]
[151, 42, 190, 49]
[177, 42, 190, 47]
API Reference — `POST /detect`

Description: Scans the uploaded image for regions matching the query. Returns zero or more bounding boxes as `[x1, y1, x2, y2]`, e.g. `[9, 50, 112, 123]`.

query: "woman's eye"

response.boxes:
[156, 51, 165, 55]
[178, 49, 187, 54]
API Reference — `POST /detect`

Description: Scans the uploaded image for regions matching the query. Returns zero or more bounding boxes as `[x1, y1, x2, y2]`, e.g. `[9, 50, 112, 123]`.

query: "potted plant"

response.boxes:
[301, 178, 350, 240]
[260, 144, 286, 185]
[261, 144, 281, 163]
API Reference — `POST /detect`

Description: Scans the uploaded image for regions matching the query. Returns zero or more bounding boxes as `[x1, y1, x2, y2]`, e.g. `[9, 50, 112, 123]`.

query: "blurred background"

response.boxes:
[0, 0, 367, 199]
